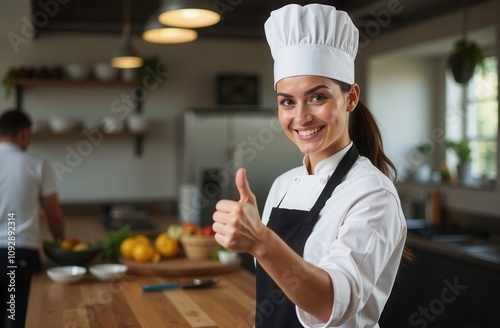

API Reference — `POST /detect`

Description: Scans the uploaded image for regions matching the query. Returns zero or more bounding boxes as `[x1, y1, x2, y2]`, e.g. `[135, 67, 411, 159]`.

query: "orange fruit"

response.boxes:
[120, 237, 138, 259]
[134, 234, 150, 244]
[155, 233, 179, 258]
[132, 242, 154, 262]
[60, 240, 73, 251]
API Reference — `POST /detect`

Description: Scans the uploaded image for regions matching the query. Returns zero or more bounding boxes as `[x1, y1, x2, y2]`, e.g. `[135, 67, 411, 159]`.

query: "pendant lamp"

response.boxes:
[158, 0, 221, 28]
[111, 0, 144, 69]
[143, 12, 198, 44]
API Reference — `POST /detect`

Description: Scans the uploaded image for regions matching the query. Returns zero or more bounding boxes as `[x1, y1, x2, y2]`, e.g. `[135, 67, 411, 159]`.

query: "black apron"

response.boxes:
[255, 145, 359, 328]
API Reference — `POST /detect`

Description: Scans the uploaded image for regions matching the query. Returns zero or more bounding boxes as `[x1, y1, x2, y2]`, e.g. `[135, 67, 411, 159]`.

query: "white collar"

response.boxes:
[302, 141, 353, 175]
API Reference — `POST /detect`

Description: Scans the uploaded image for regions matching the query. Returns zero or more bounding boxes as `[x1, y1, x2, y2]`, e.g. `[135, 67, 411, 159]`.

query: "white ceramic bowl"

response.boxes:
[93, 62, 119, 82]
[46, 266, 87, 284]
[127, 114, 149, 133]
[218, 250, 238, 264]
[89, 264, 128, 281]
[48, 116, 80, 133]
[64, 63, 89, 81]
[100, 116, 125, 133]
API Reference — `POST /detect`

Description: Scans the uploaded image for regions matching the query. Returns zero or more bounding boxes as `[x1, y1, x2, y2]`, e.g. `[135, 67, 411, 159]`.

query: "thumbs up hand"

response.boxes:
[212, 168, 266, 254]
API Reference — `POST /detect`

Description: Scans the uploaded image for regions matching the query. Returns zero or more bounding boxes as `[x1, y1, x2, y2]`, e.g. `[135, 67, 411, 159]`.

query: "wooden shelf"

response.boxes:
[12, 77, 139, 88]
[13, 77, 146, 156]
[32, 130, 148, 138]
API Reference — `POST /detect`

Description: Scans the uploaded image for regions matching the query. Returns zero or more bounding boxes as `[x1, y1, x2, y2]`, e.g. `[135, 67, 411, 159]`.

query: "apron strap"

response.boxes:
[304, 144, 359, 223]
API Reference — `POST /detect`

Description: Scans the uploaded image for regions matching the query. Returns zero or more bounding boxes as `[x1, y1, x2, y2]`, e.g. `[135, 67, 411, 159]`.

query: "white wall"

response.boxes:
[0, 1, 276, 203]
[367, 56, 435, 179]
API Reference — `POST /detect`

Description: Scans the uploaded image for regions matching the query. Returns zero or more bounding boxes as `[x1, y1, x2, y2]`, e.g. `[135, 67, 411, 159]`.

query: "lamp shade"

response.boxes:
[159, 0, 221, 28]
[111, 35, 144, 69]
[143, 13, 198, 44]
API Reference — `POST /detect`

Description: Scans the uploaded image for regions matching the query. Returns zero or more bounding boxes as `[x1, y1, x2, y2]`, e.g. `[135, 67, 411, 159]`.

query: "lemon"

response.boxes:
[155, 233, 179, 258]
[120, 237, 138, 259]
[134, 234, 150, 244]
[132, 242, 155, 262]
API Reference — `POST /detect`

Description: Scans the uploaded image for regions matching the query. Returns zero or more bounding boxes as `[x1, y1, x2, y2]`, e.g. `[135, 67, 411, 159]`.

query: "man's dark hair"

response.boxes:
[0, 109, 32, 138]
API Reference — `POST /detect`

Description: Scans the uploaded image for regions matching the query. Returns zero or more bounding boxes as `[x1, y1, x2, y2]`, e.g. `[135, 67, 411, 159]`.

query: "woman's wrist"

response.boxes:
[249, 226, 272, 259]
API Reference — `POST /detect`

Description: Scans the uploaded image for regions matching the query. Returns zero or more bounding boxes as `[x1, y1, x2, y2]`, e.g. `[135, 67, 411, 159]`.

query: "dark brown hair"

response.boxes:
[0, 109, 32, 138]
[335, 80, 413, 263]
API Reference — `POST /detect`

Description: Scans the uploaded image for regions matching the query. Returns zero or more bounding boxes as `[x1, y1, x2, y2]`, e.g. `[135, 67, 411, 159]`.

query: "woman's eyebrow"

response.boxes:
[277, 85, 330, 98]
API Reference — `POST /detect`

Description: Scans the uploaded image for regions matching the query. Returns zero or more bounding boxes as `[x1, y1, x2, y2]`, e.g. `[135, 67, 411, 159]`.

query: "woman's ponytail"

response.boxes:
[349, 101, 397, 181]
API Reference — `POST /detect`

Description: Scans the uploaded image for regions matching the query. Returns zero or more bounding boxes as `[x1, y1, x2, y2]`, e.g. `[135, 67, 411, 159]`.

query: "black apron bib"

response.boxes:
[255, 145, 359, 328]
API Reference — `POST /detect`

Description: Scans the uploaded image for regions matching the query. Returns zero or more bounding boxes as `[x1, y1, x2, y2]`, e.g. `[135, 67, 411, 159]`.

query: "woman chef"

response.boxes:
[212, 4, 409, 328]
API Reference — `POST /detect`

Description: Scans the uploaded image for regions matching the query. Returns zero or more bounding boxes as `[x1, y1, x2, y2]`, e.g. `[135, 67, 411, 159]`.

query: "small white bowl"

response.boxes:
[47, 266, 86, 284]
[89, 264, 128, 281]
[93, 62, 119, 82]
[64, 63, 89, 81]
[218, 250, 238, 264]
[48, 116, 80, 133]
[100, 116, 125, 133]
[126, 114, 149, 133]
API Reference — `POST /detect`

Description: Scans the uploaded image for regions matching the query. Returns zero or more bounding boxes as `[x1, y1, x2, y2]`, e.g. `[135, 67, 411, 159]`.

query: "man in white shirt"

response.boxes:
[0, 109, 65, 328]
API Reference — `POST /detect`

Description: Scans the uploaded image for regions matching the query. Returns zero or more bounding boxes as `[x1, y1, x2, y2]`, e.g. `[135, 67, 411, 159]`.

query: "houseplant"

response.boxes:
[446, 139, 472, 182]
[447, 38, 485, 84]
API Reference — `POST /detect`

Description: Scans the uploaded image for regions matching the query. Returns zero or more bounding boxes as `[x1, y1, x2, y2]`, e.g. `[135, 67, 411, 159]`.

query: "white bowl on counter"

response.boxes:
[89, 264, 128, 281]
[218, 250, 238, 264]
[46, 266, 87, 284]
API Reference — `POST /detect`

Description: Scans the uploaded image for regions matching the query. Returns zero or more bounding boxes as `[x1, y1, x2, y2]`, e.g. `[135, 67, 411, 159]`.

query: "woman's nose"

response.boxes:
[295, 103, 313, 125]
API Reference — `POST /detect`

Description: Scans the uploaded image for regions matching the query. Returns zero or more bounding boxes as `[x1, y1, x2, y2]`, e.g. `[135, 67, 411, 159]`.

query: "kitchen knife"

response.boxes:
[142, 277, 219, 292]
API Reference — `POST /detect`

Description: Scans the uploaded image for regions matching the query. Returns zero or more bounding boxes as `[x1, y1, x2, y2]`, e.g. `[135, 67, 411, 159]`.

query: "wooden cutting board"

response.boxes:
[119, 256, 241, 276]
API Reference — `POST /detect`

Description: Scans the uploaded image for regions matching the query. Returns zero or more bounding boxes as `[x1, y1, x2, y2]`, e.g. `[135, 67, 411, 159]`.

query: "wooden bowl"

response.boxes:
[180, 236, 220, 260]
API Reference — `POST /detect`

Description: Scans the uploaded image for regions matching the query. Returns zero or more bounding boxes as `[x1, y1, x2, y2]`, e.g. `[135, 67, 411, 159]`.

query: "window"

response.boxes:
[445, 56, 498, 182]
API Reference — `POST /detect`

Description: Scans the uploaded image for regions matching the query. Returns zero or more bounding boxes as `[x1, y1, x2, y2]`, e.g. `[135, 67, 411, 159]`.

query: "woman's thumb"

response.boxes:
[236, 168, 255, 205]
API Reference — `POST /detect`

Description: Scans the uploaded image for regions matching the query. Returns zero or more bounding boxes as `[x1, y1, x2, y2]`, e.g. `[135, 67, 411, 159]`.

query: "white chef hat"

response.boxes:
[265, 4, 359, 88]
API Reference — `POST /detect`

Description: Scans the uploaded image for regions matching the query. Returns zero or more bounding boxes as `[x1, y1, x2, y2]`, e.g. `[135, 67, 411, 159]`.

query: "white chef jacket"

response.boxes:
[261, 143, 407, 328]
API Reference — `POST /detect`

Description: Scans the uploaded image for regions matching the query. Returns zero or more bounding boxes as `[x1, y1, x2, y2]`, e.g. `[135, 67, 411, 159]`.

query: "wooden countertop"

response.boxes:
[28, 215, 257, 327]
[27, 269, 256, 328]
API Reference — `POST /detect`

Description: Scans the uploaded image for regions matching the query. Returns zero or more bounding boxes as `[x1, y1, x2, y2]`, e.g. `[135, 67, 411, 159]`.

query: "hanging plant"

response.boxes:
[447, 38, 485, 84]
[447, 0, 485, 84]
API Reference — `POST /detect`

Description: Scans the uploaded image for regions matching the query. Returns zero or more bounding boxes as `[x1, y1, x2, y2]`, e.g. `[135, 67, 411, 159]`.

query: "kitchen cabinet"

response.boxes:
[11, 78, 147, 156]
[379, 247, 500, 327]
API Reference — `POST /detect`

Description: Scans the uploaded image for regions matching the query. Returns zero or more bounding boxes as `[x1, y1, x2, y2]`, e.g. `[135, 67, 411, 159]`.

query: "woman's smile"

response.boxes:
[296, 126, 324, 137]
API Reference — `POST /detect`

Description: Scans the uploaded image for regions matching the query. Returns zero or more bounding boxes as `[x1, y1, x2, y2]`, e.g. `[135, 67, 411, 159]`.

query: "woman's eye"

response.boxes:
[279, 98, 294, 106]
[311, 94, 327, 102]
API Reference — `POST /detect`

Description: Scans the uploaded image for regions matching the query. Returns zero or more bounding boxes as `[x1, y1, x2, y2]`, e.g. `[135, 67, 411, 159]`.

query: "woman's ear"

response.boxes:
[347, 83, 360, 112]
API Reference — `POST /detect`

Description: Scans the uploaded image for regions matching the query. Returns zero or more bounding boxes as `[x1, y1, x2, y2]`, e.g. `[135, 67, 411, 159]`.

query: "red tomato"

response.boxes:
[202, 225, 216, 236]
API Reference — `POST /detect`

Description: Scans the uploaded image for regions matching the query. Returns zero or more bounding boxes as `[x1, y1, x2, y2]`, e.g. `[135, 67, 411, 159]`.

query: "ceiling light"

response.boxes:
[111, 0, 143, 69]
[143, 13, 198, 44]
[159, 0, 221, 28]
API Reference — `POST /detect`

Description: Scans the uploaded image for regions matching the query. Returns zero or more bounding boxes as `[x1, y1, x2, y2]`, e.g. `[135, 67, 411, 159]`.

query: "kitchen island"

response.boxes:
[27, 215, 257, 328]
